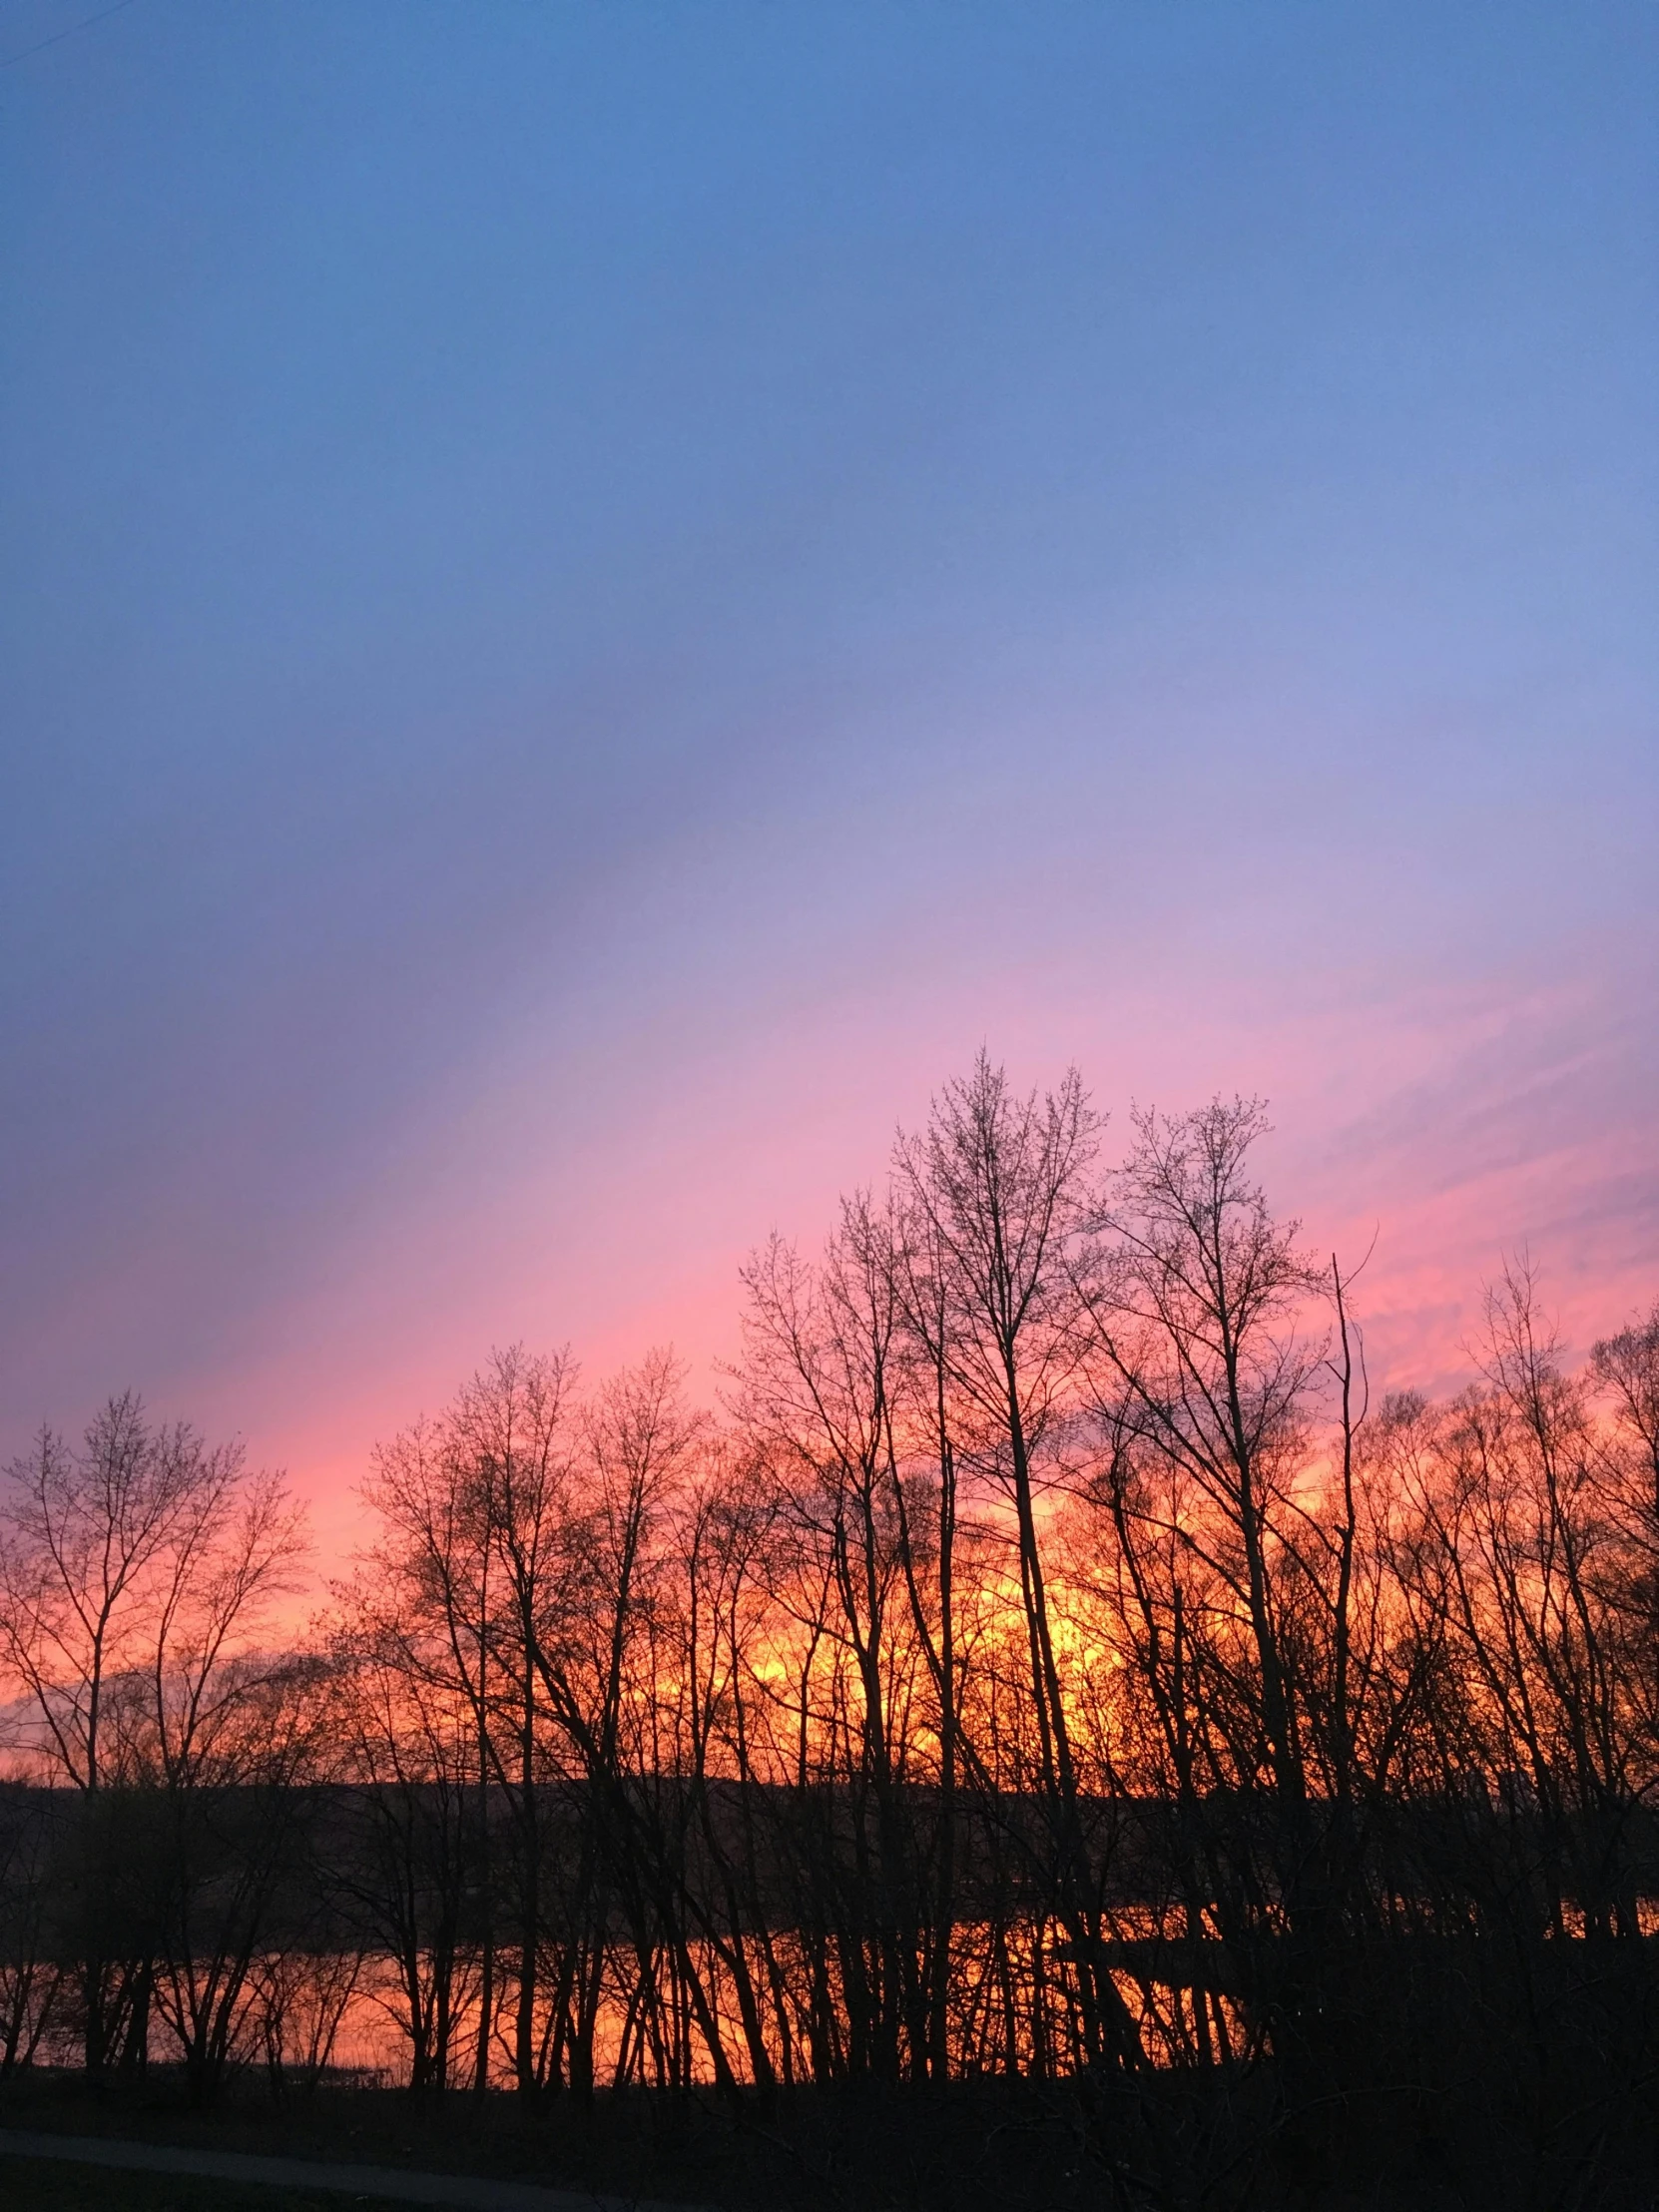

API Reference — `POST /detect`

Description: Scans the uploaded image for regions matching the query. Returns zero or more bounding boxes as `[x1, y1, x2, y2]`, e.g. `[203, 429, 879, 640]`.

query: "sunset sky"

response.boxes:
[4, 2, 1655, 1551]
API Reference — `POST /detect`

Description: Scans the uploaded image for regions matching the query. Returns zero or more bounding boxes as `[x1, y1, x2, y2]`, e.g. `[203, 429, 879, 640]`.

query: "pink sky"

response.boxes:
[160, 923, 1654, 1567]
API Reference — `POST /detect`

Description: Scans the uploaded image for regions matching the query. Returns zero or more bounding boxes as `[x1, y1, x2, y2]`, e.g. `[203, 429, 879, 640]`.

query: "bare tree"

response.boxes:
[739, 1203, 927, 2079]
[892, 1054, 1149, 2076]
[1593, 1300, 1659, 1519]
[0, 1395, 307, 2079]
[361, 1347, 577, 2100]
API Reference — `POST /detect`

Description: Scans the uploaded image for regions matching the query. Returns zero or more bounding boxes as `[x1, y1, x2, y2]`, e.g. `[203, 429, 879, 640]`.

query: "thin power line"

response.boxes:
[1, 0, 139, 71]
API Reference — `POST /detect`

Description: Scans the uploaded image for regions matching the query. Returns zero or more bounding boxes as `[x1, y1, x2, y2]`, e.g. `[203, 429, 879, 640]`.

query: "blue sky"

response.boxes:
[3, 1, 1655, 1519]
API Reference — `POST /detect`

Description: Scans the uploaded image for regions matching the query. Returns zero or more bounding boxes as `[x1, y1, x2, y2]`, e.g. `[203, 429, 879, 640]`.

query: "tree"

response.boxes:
[893, 1054, 1146, 2076]
[739, 1204, 925, 2080]
[0, 1394, 306, 2080]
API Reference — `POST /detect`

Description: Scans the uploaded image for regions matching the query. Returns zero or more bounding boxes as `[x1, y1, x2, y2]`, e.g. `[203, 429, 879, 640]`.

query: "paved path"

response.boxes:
[0, 2127, 712, 2210]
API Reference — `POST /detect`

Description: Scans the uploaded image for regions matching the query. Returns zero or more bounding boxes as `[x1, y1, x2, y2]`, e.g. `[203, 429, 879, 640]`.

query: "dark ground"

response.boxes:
[0, 2161, 374, 2212]
[0, 2065, 1654, 2212]
[0, 2069, 1145, 2212]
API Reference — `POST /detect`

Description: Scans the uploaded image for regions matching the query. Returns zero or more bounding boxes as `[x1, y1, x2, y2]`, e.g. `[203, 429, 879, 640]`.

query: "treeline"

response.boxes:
[3, 1060, 1658, 2201]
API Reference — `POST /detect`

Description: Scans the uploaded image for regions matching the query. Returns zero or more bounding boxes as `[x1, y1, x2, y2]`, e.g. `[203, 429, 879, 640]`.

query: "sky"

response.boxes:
[3, 1, 1655, 1551]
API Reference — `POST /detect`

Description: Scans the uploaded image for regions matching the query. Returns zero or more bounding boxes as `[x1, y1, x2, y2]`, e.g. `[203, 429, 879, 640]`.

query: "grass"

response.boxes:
[0, 2067, 1112, 2212]
[0, 2156, 398, 2211]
